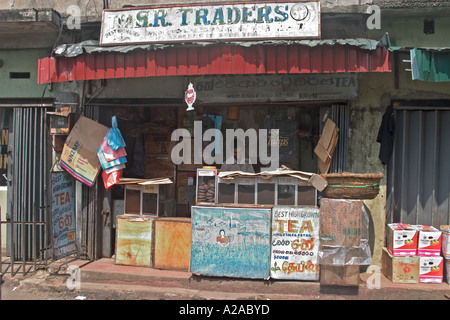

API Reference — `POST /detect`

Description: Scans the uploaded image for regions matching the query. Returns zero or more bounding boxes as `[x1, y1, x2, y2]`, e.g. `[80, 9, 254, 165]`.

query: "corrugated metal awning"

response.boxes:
[37, 39, 391, 84]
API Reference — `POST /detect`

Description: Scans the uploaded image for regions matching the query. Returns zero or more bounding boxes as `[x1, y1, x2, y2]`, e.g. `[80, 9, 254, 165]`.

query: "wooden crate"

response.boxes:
[381, 247, 419, 283]
[115, 215, 154, 267]
[153, 217, 191, 271]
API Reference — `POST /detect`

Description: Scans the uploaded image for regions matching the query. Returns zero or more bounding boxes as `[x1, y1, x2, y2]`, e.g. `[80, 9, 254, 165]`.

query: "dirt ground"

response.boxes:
[0, 273, 203, 300]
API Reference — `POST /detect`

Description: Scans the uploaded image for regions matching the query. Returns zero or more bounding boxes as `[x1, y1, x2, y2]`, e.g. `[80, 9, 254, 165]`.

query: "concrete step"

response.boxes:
[76, 258, 450, 300]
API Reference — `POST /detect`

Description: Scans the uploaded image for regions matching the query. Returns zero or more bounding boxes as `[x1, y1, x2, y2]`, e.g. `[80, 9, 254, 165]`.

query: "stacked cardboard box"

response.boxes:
[319, 198, 371, 286]
[383, 223, 444, 284]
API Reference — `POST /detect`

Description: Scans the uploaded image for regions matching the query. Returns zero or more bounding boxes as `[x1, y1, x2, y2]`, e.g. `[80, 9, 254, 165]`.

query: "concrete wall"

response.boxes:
[349, 12, 450, 266]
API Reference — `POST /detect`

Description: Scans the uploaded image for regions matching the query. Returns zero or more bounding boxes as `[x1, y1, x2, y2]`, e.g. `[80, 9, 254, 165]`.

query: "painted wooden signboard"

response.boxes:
[100, 2, 320, 45]
[154, 217, 191, 271]
[270, 206, 320, 280]
[115, 215, 154, 267]
[190, 206, 272, 279]
[51, 172, 76, 260]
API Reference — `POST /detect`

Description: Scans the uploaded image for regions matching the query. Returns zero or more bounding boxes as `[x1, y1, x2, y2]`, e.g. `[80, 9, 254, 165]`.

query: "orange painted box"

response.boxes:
[381, 247, 419, 284]
[386, 223, 418, 256]
[153, 217, 191, 271]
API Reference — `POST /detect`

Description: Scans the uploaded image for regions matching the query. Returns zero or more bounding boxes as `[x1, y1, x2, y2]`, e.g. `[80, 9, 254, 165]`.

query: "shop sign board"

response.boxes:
[270, 206, 320, 280]
[100, 1, 320, 45]
[190, 206, 271, 279]
[192, 74, 358, 103]
[51, 172, 76, 260]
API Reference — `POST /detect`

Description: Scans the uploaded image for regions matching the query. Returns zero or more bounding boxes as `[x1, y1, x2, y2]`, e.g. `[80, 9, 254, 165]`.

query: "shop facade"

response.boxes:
[1, 0, 449, 284]
[34, 1, 392, 280]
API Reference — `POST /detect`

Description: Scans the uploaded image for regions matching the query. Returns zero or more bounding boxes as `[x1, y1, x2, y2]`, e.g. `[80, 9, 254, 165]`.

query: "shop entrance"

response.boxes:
[96, 102, 348, 211]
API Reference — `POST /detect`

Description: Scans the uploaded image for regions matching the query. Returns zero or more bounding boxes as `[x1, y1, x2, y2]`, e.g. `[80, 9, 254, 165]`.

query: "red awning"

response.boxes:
[37, 43, 391, 84]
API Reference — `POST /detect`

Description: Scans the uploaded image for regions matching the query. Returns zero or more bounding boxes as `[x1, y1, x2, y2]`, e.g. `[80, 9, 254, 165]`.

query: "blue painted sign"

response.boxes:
[51, 172, 77, 260]
[190, 206, 271, 279]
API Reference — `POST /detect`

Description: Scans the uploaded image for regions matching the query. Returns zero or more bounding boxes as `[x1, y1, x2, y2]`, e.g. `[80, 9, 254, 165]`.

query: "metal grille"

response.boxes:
[2, 107, 51, 276]
[387, 106, 450, 227]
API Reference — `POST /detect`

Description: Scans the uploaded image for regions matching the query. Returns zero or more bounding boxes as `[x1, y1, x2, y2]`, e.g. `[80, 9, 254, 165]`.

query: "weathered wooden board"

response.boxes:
[115, 215, 154, 267]
[154, 217, 191, 271]
[270, 206, 320, 281]
[190, 206, 271, 279]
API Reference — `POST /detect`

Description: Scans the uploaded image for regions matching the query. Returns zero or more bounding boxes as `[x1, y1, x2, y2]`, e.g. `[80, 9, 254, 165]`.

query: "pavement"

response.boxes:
[1, 257, 449, 301]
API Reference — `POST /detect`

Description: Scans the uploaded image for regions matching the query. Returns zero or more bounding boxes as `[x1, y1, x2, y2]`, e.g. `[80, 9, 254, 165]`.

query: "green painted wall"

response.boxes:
[0, 49, 53, 99]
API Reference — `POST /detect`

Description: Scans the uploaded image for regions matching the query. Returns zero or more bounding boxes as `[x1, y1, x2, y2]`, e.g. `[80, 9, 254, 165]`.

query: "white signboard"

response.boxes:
[100, 1, 320, 45]
[270, 206, 320, 280]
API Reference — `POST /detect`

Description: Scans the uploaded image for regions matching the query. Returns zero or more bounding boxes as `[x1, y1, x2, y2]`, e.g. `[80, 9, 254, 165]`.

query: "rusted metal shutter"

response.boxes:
[387, 106, 450, 228]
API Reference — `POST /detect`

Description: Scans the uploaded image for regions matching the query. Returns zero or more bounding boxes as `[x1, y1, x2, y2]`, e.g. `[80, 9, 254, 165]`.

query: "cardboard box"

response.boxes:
[414, 225, 442, 257]
[59, 116, 109, 187]
[441, 225, 450, 259]
[320, 198, 364, 248]
[314, 118, 339, 174]
[320, 265, 360, 286]
[419, 256, 443, 284]
[381, 247, 420, 283]
[386, 223, 418, 256]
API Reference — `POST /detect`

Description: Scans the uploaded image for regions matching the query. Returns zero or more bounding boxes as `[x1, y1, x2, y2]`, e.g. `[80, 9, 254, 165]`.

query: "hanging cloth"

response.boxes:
[377, 105, 395, 165]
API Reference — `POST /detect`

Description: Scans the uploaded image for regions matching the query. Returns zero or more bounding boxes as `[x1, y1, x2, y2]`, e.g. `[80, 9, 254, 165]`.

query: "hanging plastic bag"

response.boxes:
[98, 137, 127, 161]
[105, 116, 126, 150]
[105, 163, 126, 173]
[102, 168, 123, 190]
[98, 150, 127, 169]
[97, 115, 128, 169]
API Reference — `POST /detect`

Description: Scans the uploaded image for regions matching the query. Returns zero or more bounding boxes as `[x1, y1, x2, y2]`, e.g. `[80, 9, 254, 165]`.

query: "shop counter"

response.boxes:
[190, 205, 272, 279]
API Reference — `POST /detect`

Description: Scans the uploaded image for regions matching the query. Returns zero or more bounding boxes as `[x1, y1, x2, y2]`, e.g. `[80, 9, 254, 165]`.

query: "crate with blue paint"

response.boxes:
[190, 205, 272, 279]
